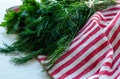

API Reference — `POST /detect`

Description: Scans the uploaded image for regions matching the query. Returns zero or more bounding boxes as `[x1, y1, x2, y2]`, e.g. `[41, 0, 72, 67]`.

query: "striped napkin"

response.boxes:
[38, 5, 120, 79]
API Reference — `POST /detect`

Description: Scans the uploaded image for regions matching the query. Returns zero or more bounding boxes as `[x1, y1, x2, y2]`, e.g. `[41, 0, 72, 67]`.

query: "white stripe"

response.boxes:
[87, 75, 99, 79]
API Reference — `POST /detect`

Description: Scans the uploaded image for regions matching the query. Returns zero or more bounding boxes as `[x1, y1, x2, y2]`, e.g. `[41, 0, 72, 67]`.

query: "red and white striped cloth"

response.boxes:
[38, 5, 120, 79]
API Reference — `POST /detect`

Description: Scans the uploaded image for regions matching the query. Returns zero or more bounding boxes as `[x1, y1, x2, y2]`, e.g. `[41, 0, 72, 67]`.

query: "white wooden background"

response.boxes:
[0, 0, 51, 79]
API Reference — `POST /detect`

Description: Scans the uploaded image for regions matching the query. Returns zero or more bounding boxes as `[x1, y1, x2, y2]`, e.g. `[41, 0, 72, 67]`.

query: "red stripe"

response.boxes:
[72, 49, 112, 79]
[106, 18, 113, 21]
[58, 41, 110, 79]
[93, 77, 99, 79]
[103, 62, 112, 67]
